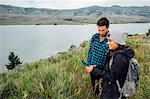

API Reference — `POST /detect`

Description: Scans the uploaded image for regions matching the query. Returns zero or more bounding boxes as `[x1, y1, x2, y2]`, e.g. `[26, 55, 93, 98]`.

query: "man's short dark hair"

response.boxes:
[97, 17, 109, 28]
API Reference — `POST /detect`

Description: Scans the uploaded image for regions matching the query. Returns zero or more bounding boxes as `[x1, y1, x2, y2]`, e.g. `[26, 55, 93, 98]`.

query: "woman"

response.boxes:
[85, 30, 134, 99]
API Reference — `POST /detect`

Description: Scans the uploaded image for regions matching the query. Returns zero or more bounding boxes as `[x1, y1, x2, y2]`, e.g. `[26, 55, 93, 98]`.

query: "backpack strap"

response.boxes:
[109, 53, 124, 99]
[116, 80, 123, 99]
[109, 56, 113, 69]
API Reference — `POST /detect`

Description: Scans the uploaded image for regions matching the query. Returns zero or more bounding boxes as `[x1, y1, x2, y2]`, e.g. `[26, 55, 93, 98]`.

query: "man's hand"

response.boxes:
[85, 65, 96, 73]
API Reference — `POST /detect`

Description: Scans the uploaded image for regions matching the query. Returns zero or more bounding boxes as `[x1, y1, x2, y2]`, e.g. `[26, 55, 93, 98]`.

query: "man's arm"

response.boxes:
[87, 39, 93, 65]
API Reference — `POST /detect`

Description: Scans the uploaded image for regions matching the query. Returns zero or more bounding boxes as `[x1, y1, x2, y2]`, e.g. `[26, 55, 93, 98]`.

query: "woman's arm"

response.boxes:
[90, 54, 128, 82]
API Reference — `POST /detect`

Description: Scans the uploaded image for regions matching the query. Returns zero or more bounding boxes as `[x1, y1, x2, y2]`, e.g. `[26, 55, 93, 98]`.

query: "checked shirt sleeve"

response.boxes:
[87, 39, 93, 65]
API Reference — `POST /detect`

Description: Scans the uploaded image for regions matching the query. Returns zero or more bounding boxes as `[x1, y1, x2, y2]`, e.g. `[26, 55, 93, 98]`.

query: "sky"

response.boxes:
[0, 0, 150, 9]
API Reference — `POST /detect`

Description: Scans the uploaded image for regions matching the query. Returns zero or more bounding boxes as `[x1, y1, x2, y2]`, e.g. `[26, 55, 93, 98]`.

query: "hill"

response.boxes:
[0, 4, 150, 25]
[0, 35, 150, 98]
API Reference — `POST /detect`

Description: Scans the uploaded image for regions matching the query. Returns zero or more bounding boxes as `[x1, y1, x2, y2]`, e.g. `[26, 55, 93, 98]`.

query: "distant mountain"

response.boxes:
[0, 4, 150, 25]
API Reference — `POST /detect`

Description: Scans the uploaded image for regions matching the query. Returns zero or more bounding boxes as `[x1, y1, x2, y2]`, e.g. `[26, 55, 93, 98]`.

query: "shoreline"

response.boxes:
[1, 34, 149, 74]
[0, 22, 150, 25]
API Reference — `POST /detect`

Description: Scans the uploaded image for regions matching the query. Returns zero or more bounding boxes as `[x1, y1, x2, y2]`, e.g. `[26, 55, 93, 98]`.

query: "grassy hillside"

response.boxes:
[0, 35, 150, 99]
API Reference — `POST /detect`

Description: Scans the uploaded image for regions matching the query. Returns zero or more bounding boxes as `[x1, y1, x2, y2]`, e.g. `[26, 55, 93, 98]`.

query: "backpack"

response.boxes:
[109, 57, 140, 98]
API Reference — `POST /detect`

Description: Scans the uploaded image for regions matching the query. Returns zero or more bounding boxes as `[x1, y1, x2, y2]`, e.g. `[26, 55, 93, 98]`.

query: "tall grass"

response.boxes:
[0, 35, 149, 99]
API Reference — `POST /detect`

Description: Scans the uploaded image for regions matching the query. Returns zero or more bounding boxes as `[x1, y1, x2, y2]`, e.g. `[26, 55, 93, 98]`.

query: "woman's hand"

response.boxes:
[85, 65, 96, 73]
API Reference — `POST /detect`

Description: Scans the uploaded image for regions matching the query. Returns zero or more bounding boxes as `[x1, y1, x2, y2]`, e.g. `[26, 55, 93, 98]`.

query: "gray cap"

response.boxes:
[108, 30, 128, 45]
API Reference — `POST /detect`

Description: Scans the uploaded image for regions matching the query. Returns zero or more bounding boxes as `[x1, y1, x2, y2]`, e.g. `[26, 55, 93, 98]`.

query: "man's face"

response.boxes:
[97, 26, 109, 37]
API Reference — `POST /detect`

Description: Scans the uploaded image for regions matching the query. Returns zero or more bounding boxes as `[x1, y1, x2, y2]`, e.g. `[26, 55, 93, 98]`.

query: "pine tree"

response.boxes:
[5, 52, 22, 70]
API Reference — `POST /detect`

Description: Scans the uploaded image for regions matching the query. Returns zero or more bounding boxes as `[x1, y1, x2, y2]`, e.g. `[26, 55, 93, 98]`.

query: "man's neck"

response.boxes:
[99, 35, 107, 38]
[99, 31, 109, 38]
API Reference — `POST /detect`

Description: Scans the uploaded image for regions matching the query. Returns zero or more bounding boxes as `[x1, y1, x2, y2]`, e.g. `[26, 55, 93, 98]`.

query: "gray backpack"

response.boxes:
[109, 57, 140, 98]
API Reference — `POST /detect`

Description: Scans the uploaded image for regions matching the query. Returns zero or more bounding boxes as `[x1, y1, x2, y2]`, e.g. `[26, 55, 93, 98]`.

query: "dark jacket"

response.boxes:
[91, 46, 134, 99]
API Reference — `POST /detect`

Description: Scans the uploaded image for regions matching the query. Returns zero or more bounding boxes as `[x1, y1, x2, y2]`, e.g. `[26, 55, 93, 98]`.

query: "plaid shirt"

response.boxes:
[87, 33, 109, 68]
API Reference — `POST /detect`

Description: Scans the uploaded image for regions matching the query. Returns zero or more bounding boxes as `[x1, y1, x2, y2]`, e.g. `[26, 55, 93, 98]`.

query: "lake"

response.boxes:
[0, 23, 150, 72]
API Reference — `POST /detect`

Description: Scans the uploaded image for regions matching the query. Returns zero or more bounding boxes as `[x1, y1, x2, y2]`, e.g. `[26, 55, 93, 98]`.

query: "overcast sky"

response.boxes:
[0, 0, 150, 9]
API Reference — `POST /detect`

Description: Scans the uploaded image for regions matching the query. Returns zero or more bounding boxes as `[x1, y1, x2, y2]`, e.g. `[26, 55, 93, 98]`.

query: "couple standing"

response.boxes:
[85, 17, 134, 99]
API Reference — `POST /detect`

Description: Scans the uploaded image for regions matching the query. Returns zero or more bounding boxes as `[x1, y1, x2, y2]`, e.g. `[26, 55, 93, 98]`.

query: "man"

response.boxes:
[87, 17, 110, 96]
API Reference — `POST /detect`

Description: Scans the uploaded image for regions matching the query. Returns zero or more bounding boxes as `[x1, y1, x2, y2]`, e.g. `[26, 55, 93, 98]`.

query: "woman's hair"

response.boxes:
[117, 44, 126, 50]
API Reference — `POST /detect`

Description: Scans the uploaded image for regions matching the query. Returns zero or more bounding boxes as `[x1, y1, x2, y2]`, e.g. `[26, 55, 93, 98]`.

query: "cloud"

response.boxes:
[0, 0, 150, 9]
[0, 0, 37, 7]
[34, 0, 103, 9]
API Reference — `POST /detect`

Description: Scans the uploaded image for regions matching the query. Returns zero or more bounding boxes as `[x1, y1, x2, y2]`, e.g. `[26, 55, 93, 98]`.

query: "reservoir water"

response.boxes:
[0, 23, 149, 72]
